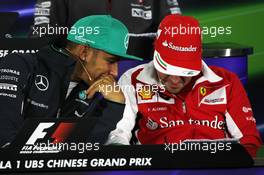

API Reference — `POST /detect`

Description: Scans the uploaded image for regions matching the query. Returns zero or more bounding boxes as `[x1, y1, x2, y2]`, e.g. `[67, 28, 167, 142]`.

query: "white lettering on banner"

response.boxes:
[24, 160, 44, 168]
[0, 50, 9, 57]
[90, 158, 152, 167]
[0, 161, 12, 169]
[129, 158, 152, 166]
[90, 158, 127, 167]
[11, 50, 38, 54]
[47, 159, 88, 168]
[0, 50, 38, 57]
[131, 8, 152, 20]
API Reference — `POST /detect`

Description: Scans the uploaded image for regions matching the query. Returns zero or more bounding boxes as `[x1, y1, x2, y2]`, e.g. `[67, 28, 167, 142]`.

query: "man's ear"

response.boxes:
[78, 45, 87, 61]
[78, 45, 93, 62]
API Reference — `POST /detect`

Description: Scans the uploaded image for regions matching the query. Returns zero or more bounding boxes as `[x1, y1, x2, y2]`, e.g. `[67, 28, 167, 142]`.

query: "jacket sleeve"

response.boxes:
[84, 99, 125, 144]
[31, 0, 68, 37]
[106, 72, 138, 145]
[0, 54, 31, 146]
[225, 72, 262, 157]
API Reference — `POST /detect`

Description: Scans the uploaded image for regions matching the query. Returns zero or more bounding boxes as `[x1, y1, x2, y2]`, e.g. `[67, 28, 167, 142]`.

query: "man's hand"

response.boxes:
[86, 75, 125, 104]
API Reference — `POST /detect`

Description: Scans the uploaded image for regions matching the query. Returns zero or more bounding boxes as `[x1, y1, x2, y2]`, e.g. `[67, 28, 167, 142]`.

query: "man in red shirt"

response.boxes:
[107, 14, 262, 157]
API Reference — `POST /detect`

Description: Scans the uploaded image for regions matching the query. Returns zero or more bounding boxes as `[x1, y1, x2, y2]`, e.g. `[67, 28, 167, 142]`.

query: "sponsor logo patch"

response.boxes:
[131, 8, 152, 20]
[34, 16, 50, 25]
[200, 87, 206, 96]
[27, 98, 49, 109]
[199, 85, 228, 106]
[162, 40, 197, 52]
[0, 83, 17, 91]
[146, 118, 158, 130]
[0, 93, 16, 98]
[138, 86, 155, 100]
[242, 106, 252, 113]
[20, 122, 75, 154]
[35, 75, 49, 91]
[0, 69, 20, 75]
[36, 1, 51, 8]
[35, 8, 50, 16]
[246, 116, 256, 123]
[136, 84, 175, 104]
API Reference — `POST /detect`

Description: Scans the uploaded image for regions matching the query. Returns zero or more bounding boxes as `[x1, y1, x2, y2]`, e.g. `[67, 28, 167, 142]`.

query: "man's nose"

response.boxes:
[109, 63, 118, 78]
[168, 75, 181, 84]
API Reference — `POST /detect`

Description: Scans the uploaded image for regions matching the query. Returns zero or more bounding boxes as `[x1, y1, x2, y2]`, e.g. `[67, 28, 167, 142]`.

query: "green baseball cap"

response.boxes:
[67, 15, 143, 61]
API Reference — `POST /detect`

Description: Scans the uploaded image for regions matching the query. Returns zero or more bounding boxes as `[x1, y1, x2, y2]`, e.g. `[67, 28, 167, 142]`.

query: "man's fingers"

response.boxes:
[86, 75, 118, 99]
[86, 83, 103, 99]
[100, 74, 116, 82]
[86, 79, 105, 98]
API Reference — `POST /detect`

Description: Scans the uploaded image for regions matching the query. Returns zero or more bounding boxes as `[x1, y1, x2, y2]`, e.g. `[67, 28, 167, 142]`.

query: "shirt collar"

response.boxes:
[136, 60, 223, 87]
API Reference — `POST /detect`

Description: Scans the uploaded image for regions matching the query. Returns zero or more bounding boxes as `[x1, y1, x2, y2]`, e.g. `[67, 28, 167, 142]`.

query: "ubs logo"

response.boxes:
[35, 75, 49, 91]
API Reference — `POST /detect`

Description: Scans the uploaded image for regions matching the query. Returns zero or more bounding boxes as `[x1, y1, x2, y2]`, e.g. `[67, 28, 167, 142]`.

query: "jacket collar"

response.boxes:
[136, 60, 223, 87]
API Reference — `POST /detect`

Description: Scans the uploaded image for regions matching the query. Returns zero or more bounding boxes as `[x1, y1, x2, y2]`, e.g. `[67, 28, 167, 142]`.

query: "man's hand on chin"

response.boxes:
[86, 75, 125, 104]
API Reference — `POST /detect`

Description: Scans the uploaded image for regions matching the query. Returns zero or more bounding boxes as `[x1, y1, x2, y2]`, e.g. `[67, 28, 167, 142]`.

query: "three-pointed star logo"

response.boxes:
[35, 75, 49, 91]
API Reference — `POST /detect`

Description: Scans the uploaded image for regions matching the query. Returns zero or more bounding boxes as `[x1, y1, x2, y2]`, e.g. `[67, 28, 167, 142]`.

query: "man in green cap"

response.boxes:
[0, 15, 142, 146]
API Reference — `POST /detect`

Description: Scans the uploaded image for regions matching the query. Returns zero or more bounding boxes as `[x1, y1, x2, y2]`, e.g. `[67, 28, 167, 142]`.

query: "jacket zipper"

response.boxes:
[177, 94, 187, 114]
[182, 101, 187, 114]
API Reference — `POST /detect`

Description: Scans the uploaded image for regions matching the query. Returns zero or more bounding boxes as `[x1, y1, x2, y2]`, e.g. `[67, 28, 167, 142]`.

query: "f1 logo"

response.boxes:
[26, 122, 55, 145]
[25, 122, 75, 145]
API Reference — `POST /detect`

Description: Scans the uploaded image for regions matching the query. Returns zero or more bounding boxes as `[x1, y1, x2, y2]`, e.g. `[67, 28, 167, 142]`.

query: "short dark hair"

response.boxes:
[66, 40, 79, 50]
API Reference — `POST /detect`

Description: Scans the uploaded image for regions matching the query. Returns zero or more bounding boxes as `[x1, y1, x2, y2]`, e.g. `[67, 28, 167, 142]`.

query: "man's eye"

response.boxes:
[108, 60, 116, 64]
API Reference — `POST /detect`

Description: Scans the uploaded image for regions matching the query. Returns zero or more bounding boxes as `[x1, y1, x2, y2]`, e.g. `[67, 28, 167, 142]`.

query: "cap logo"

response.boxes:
[162, 40, 169, 47]
[183, 71, 196, 76]
[74, 36, 95, 44]
[162, 40, 197, 52]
